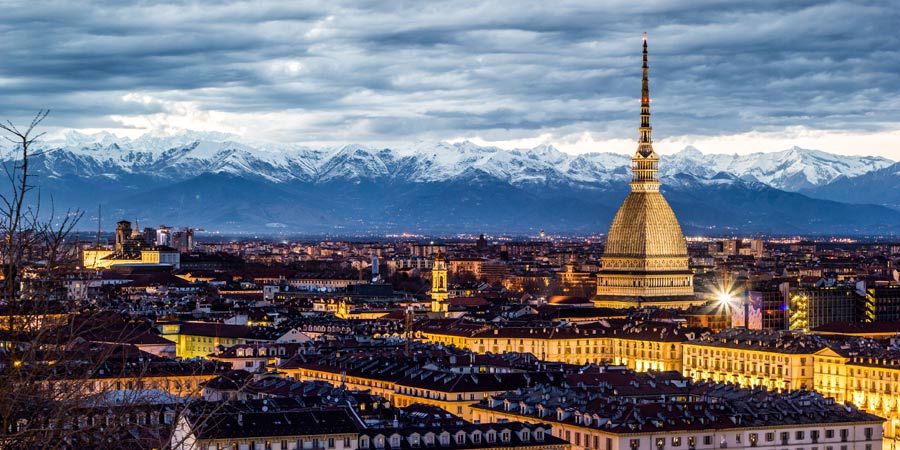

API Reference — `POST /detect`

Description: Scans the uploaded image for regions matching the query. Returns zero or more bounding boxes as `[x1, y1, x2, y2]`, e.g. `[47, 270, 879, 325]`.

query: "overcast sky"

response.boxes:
[1, 0, 898, 157]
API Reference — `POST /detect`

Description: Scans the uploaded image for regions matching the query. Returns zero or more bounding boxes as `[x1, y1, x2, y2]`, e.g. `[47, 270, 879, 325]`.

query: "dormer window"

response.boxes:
[536, 431, 544, 441]
[487, 432, 496, 443]
[472, 434, 481, 444]
[391, 436, 401, 448]
[501, 432, 511, 442]
[440, 434, 450, 445]
[455, 432, 466, 445]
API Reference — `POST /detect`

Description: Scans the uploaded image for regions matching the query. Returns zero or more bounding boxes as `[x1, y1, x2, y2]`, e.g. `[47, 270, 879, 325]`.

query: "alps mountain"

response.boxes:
[4, 131, 897, 235]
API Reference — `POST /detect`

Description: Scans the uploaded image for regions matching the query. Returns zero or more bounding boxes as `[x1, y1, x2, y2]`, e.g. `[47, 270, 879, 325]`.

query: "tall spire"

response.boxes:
[631, 32, 660, 191]
[639, 32, 652, 155]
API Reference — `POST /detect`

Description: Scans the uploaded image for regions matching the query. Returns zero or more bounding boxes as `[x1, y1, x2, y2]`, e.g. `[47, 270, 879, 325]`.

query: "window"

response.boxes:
[472, 434, 480, 444]
[736, 435, 742, 444]
[631, 439, 641, 450]
[704, 436, 712, 446]
[688, 437, 696, 449]
[673, 437, 682, 447]
[839, 430, 848, 443]
[825, 431, 834, 439]
[781, 432, 790, 445]
[537, 432, 545, 441]
[345, 438, 352, 448]
[329, 438, 335, 448]
[608, 438, 614, 450]
[501, 432, 510, 442]
[750, 433, 758, 447]
[811, 431, 819, 443]
[657, 438, 666, 449]
[796, 432, 805, 441]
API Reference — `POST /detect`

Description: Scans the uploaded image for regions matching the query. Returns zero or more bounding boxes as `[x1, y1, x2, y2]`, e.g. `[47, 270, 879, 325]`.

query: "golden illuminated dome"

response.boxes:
[604, 191, 688, 264]
[594, 34, 695, 307]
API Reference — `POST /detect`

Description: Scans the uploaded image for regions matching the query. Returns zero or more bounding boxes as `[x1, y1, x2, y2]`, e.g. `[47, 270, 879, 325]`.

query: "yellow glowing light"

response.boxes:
[718, 293, 733, 304]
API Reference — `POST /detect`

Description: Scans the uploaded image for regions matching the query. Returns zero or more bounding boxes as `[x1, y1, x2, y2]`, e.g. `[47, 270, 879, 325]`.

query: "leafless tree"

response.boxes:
[0, 110, 49, 300]
[0, 112, 233, 449]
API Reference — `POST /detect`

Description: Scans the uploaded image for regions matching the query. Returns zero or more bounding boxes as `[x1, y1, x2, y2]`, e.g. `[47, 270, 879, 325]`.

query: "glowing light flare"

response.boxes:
[718, 292, 733, 304]
[709, 275, 740, 312]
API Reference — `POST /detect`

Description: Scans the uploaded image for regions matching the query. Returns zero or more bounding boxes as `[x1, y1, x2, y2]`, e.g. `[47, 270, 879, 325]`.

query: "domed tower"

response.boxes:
[594, 34, 696, 308]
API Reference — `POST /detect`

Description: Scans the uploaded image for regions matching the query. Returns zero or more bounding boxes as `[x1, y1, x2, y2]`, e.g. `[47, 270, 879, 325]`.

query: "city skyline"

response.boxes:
[1, 1, 898, 157]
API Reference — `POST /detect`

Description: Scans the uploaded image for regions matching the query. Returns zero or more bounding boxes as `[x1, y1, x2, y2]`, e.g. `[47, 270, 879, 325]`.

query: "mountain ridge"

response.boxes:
[3, 132, 897, 234]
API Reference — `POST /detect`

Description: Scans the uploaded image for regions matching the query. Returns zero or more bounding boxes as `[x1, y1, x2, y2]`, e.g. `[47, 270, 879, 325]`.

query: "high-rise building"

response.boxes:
[594, 35, 695, 308]
[750, 282, 790, 330]
[859, 282, 900, 322]
[430, 250, 449, 314]
[722, 239, 739, 256]
[788, 286, 858, 332]
[172, 228, 194, 252]
[750, 239, 765, 257]
[156, 225, 173, 247]
[142, 227, 157, 245]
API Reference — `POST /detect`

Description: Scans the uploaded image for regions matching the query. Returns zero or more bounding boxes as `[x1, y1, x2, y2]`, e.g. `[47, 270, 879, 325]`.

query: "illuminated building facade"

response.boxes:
[594, 35, 695, 309]
[417, 320, 691, 372]
[861, 284, 900, 322]
[681, 329, 822, 391]
[788, 286, 857, 332]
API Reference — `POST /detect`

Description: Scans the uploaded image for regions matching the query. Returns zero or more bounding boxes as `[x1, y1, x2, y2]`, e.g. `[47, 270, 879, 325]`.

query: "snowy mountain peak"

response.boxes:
[676, 145, 704, 157]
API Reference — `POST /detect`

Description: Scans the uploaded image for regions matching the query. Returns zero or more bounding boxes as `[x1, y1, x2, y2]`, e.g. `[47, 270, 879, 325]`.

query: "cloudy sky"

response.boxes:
[1, 0, 898, 157]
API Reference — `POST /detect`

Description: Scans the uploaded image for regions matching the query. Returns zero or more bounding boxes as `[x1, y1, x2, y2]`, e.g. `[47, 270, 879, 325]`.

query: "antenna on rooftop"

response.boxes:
[96, 204, 102, 249]
[405, 306, 414, 357]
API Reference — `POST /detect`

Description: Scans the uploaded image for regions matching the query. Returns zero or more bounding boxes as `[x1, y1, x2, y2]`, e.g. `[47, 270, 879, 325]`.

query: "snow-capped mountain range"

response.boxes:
[31, 130, 893, 192]
[2, 130, 897, 234]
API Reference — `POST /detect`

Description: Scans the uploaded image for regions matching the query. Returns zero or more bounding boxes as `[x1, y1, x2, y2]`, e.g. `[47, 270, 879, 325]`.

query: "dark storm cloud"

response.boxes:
[0, 0, 897, 146]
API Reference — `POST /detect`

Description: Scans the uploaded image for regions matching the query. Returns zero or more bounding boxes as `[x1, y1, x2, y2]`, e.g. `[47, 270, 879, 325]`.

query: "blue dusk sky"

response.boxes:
[0, 0, 898, 157]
